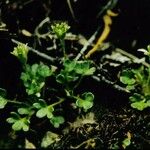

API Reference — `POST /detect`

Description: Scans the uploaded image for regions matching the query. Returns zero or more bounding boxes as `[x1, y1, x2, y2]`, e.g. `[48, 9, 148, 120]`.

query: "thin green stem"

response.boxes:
[72, 95, 79, 100]
[73, 76, 83, 90]
[27, 110, 35, 119]
[7, 100, 27, 106]
[60, 38, 67, 58]
[50, 98, 65, 107]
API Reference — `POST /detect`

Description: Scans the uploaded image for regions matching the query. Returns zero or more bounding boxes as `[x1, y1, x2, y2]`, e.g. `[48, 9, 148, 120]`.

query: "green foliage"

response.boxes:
[17, 107, 33, 115]
[7, 112, 30, 131]
[50, 116, 65, 128]
[120, 70, 135, 85]
[74, 61, 96, 75]
[56, 59, 96, 84]
[11, 43, 29, 64]
[138, 44, 150, 57]
[20, 63, 53, 97]
[122, 138, 131, 149]
[75, 92, 94, 112]
[0, 22, 95, 136]
[0, 96, 7, 109]
[120, 46, 150, 110]
[51, 22, 70, 39]
[130, 98, 150, 111]
[0, 88, 7, 97]
[51, 22, 70, 58]
[0, 88, 7, 109]
[33, 99, 54, 119]
[33, 99, 65, 128]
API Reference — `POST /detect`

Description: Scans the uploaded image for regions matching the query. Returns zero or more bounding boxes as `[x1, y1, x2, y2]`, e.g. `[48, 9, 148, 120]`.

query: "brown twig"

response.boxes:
[11, 39, 55, 62]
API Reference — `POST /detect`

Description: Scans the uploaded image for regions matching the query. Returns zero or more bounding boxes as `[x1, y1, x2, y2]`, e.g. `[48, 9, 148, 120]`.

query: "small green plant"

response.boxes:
[11, 43, 29, 65]
[138, 44, 150, 58]
[7, 112, 30, 131]
[56, 59, 95, 88]
[20, 63, 53, 97]
[55, 58, 95, 112]
[122, 132, 132, 149]
[75, 92, 94, 112]
[0, 22, 95, 133]
[51, 22, 70, 39]
[120, 45, 150, 110]
[51, 22, 70, 58]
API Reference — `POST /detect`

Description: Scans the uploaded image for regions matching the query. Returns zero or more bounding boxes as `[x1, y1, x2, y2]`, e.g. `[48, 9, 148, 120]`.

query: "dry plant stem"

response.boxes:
[75, 28, 99, 61]
[34, 17, 50, 39]
[96, 0, 118, 18]
[67, 0, 77, 22]
[116, 48, 149, 67]
[92, 75, 130, 93]
[11, 39, 55, 62]
[23, 0, 35, 6]
[85, 10, 118, 59]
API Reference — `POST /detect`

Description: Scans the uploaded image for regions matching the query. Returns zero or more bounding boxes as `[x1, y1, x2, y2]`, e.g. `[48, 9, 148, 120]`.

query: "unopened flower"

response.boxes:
[51, 22, 70, 39]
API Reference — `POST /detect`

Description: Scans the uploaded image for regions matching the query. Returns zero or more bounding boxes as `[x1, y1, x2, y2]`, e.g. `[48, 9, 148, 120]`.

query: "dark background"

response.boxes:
[50, 0, 150, 51]
[1, 0, 150, 49]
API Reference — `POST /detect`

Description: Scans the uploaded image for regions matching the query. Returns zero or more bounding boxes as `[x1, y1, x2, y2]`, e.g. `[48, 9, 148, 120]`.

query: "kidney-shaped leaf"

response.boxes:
[82, 92, 94, 102]
[18, 108, 31, 115]
[0, 88, 7, 97]
[120, 70, 135, 85]
[36, 107, 48, 118]
[0, 96, 7, 109]
[50, 116, 65, 128]
[131, 100, 149, 111]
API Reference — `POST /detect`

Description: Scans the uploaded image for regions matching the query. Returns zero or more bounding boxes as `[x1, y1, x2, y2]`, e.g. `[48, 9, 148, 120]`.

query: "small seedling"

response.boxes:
[0, 22, 95, 133]
[120, 46, 150, 110]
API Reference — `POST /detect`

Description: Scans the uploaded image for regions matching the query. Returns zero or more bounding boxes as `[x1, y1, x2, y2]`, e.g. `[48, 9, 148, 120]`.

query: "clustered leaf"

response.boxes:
[7, 112, 30, 131]
[33, 99, 54, 119]
[21, 63, 52, 96]
[131, 100, 150, 111]
[120, 70, 135, 85]
[76, 92, 94, 112]
[33, 100, 65, 127]
[36, 106, 54, 119]
[56, 59, 96, 84]
[74, 61, 96, 75]
[120, 65, 150, 110]
[1, 23, 95, 134]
